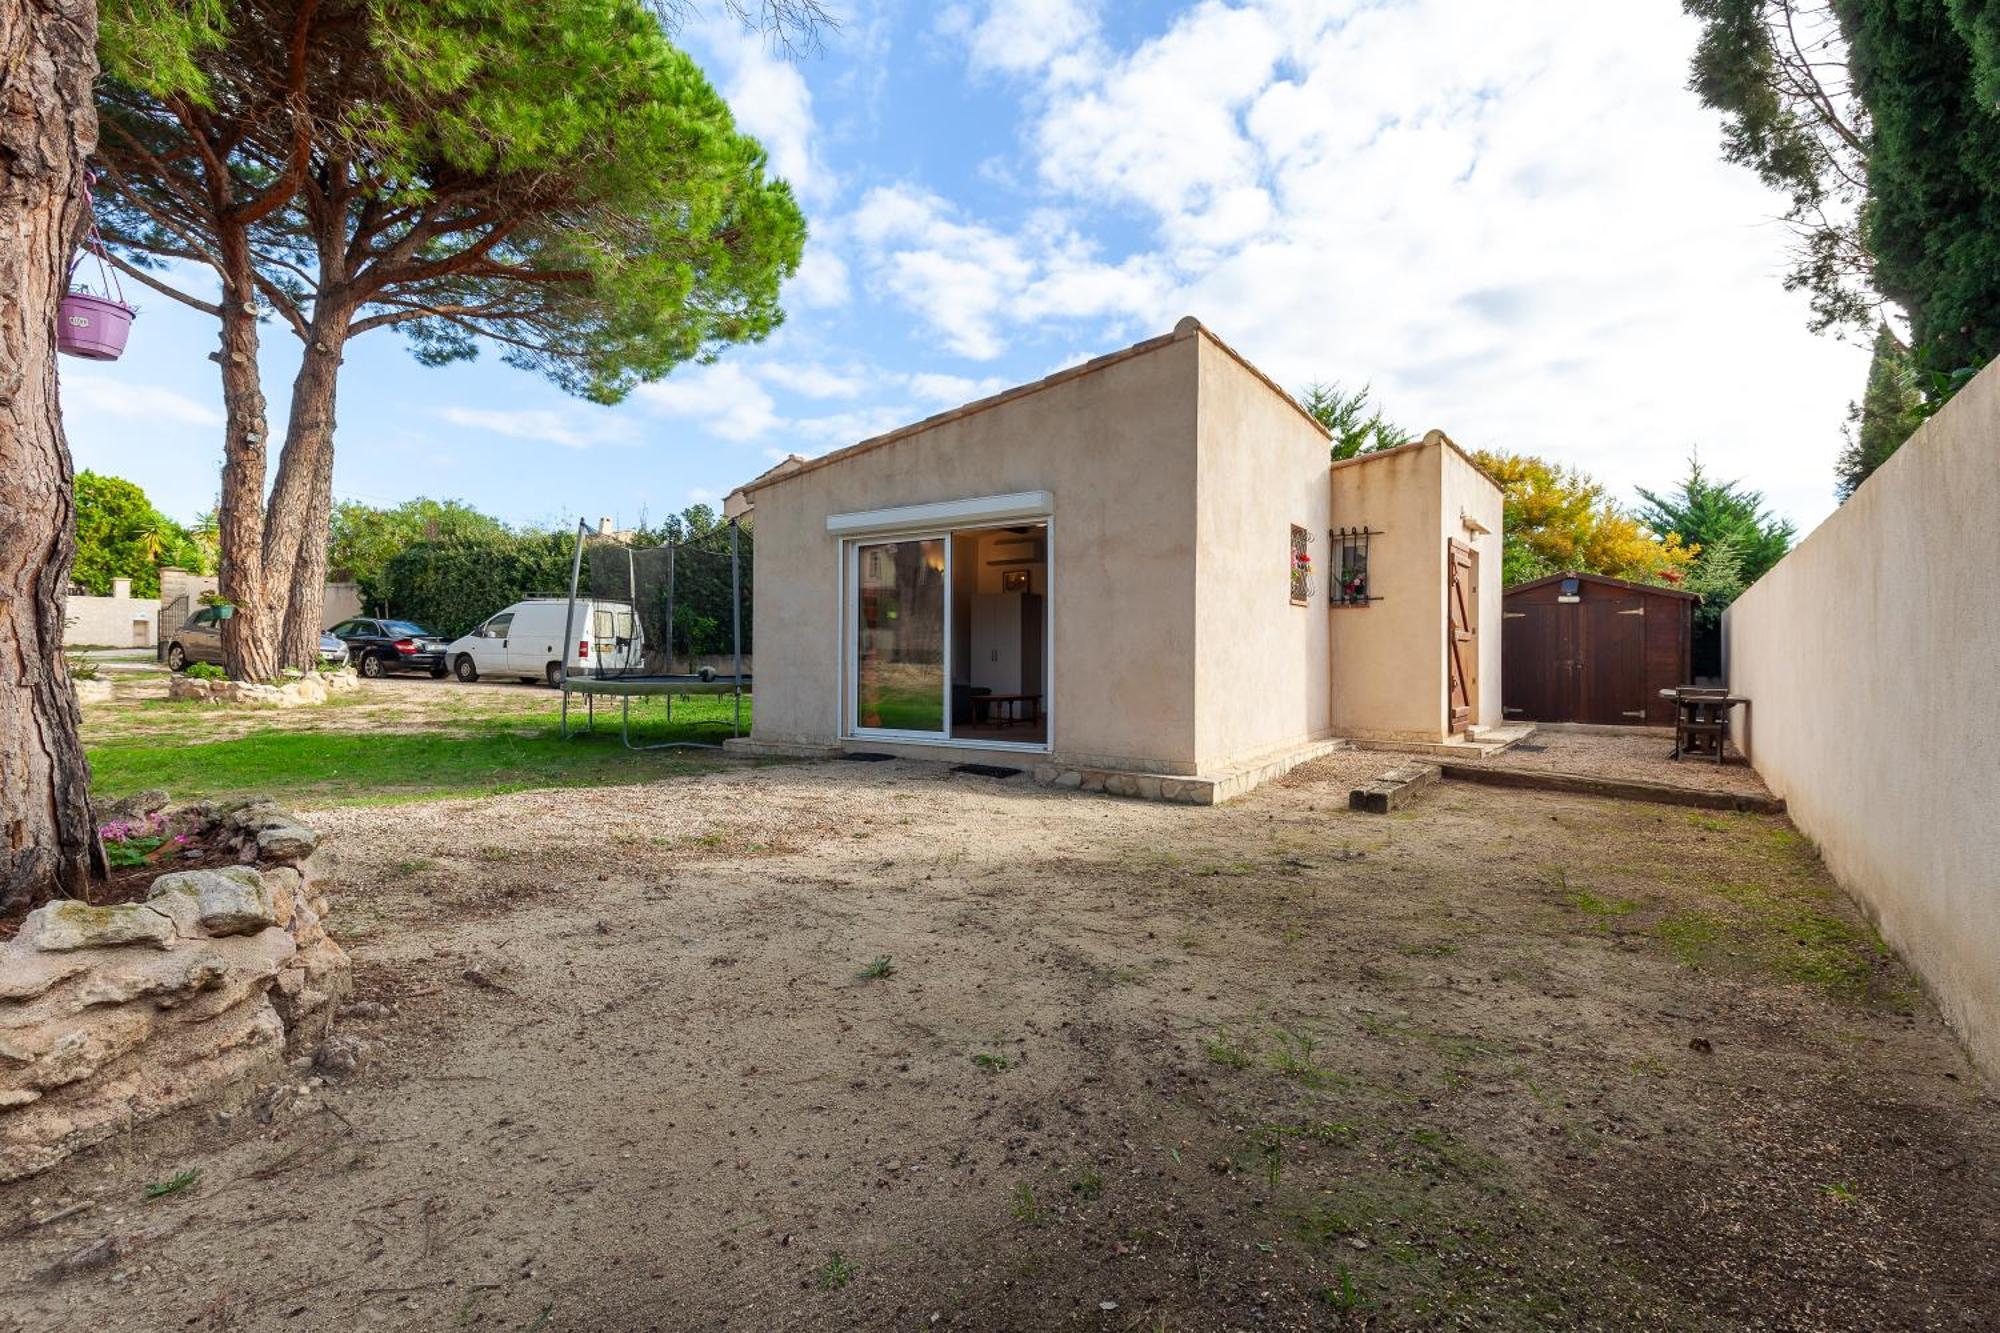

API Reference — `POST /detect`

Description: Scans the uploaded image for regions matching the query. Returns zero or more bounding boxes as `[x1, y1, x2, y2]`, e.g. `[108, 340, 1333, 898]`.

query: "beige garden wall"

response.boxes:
[1724, 358, 2000, 1077]
[743, 329, 1204, 773]
[1190, 334, 1335, 771]
[63, 580, 157, 648]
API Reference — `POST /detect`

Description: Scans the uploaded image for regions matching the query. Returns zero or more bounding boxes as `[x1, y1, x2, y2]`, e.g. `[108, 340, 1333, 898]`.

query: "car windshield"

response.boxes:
[380, 621, 430, 637]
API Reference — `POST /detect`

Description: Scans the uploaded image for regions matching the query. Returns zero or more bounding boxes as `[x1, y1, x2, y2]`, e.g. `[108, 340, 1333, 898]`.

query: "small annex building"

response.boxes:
[1501, 571, 1696, 727]
[725, 317, 1505, 803]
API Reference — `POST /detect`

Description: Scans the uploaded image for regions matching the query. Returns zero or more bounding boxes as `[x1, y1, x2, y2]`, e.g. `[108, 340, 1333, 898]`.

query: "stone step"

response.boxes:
[1348, 761, 1440, 813]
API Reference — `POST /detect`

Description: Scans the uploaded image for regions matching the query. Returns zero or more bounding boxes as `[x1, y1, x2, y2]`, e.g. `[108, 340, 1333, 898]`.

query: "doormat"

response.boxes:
[951, 763, 1023, 779]
[842, 752, 897, 762]
[1510, 743, 1548, 753]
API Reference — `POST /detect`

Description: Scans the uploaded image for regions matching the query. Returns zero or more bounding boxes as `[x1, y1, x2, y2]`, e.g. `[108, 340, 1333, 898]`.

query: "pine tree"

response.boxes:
[1836, 326, 1930, 499]
[93, 0, 808, 678]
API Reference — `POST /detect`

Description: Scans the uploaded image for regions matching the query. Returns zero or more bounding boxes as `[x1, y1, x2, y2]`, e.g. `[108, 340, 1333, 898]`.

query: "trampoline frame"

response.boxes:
[556, 517, 747, 751]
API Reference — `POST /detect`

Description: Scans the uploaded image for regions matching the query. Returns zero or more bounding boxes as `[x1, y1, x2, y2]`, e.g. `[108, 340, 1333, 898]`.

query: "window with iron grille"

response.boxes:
[1331, 527, 1377, 605]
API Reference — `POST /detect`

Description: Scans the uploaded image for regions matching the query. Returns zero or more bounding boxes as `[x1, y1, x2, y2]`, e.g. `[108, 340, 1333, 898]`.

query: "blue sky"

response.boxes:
[61, 0, 1869, 538]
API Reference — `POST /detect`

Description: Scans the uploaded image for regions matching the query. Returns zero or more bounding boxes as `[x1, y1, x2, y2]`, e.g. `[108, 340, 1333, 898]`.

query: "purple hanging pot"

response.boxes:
[58, 290, 135, 361]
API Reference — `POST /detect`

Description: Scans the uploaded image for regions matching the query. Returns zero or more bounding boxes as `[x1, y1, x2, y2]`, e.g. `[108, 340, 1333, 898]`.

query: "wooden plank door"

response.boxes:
[1446, 540, 1477, 733]
[1502, 597, 1570, 722]
[1577, 594, 1647, 724]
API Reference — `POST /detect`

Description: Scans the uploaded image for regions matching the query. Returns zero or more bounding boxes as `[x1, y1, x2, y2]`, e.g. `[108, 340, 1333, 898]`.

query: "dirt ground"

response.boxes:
[4, 753, 1995, 1332]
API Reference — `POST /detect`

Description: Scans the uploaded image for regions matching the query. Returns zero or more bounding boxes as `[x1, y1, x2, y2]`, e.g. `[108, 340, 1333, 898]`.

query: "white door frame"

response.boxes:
[838, 517, 1054, 754]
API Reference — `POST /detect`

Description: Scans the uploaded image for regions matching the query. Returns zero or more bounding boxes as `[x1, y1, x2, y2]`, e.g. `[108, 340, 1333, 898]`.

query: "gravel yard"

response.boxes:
[5, 725, 1995, 1331]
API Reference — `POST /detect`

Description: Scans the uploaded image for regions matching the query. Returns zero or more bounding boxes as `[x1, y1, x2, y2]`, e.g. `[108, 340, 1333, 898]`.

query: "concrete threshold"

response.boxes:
[1346, 723, 1535, 759]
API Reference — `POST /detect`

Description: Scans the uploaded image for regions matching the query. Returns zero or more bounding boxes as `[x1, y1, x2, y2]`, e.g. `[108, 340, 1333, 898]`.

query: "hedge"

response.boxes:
[365, 527, 752, 657]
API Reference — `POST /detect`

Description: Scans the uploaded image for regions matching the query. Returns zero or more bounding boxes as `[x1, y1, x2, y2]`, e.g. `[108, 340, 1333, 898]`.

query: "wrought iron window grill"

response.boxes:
[1330, 526, 1379, 605]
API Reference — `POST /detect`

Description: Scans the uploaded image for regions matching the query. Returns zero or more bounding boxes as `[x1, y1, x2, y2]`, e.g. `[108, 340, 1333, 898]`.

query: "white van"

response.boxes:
[446, 598, 643, 686]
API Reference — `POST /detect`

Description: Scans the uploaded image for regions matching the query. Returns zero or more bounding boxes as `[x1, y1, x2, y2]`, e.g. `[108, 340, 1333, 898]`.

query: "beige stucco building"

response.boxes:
[729, 318, 1504, 802]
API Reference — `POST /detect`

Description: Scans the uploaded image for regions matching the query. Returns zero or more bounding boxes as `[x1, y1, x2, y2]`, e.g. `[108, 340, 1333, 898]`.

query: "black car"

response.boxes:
[327, 618, 451, 679]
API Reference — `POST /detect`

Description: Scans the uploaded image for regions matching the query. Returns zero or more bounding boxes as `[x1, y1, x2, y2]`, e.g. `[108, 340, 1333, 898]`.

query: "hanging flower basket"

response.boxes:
[58, 171, 135, 362]
[59, 291, 135, 361]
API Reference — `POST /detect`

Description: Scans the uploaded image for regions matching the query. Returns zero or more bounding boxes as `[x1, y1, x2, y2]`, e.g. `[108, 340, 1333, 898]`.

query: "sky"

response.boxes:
[60, 0, 1871, 540]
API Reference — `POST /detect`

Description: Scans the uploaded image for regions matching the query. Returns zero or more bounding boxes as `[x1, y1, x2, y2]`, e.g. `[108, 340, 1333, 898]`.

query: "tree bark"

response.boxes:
[0, 0, 103, 912]
[278, 439, 335, 670]
[213, 229, 282, 681]
[271, 314, 349, 671]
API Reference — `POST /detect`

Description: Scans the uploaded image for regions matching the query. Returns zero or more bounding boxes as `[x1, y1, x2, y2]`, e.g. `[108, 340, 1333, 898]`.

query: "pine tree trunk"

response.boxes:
[0, 0, 102, 912]
[278, 434, 335, 670]
[213, 231, 281, 681]
[272, 319, 348, 671]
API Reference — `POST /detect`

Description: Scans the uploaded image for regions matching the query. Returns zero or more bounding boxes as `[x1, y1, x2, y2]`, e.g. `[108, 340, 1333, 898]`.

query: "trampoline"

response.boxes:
[555, 517, 749, 750]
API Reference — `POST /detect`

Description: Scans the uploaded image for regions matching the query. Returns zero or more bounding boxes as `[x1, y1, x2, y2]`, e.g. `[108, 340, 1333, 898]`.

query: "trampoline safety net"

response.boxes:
[568, 522, 749, 681]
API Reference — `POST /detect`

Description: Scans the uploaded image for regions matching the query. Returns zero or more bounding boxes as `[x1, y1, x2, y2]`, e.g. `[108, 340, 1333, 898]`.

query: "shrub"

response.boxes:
[184, 662, 226, 681]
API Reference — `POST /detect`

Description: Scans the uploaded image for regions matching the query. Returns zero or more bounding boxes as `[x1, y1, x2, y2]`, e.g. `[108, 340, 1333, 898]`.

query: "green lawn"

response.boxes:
[87, 693, 754, 807]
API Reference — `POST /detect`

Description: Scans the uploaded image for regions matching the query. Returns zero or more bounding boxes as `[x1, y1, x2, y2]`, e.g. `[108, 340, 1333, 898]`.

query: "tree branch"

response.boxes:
[105, 253, 222, 316]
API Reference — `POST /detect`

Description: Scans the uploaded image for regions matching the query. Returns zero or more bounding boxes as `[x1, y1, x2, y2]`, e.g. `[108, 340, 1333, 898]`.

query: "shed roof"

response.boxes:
[1505, 570, 1699, 601]
[734, 317, 1330, 499]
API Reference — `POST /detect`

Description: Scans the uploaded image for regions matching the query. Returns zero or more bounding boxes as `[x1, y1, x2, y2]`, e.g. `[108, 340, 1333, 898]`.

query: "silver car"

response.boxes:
[165, 609, 349, 672]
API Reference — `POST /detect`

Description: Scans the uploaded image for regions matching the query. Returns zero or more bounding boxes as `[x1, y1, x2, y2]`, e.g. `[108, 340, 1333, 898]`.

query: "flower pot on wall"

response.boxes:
[58, 291, 135, 361]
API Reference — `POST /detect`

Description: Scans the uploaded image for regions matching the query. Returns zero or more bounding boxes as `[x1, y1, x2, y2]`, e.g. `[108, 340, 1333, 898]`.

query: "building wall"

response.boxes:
[1190, 335, 1335, 770]
[746, 331, 1203, 773]
[1324, 438, 1503, 741]
[1724, 357, 2000, 1078]
[1328, 445, 1443, 739]
[63, 579, 157, 648]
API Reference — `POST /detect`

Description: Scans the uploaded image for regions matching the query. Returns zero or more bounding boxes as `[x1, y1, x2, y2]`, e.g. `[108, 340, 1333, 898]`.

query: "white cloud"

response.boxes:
[902, 371, 1012, 405]
[793, 404, 918, 448]
[848, 185, 1165, 359]
[433, 406, 634, 449]
[633, 362, 784, 441]
[61, 376, 221, 427]
[754, 360, 868, 399]
[928, 0, 1868, 532]
[790, 246, 851, 308]
[703, 24, 837, 206]
[941, 0, 1101, 80]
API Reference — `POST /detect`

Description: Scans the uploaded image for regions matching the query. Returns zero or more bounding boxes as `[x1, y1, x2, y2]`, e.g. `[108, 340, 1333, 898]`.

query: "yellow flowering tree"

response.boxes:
[1471, 451, 1697, 588]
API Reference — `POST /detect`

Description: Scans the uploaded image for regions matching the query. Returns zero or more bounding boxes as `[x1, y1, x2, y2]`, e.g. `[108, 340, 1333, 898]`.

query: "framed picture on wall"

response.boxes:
[1002, 569, 1030, 593]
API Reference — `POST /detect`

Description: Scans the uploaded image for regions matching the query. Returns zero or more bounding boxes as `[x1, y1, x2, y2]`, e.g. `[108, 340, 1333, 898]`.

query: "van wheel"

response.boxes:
[358, 653, 384, 679]
[546, 663, 564, 688]
[453, 655, 478, 683]
[166, 643, 186, 672]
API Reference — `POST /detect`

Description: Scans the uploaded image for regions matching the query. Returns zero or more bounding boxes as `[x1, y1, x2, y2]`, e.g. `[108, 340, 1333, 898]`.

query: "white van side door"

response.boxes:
[472, 611, 514, 673]
[509, 604, 564, 676]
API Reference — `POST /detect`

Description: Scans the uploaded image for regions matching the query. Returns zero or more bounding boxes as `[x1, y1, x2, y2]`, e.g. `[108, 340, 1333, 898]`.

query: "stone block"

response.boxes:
[20, 901, 176, 952]
[147, 866, 277, 936]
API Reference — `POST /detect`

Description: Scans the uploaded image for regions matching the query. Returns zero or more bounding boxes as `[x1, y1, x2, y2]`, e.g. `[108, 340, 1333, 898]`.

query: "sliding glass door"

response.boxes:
[852, 537, 947, 734]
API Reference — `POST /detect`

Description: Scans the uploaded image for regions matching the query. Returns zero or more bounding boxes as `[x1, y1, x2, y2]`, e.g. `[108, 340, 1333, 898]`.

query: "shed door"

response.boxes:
[1446, 540, 1477, 733]
[1577, 594, 1647, 724]
[1502, 598, 1570, 722]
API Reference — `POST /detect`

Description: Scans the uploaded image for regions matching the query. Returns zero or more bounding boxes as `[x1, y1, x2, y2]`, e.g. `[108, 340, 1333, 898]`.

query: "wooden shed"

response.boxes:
[1501, 572, 1695, 727]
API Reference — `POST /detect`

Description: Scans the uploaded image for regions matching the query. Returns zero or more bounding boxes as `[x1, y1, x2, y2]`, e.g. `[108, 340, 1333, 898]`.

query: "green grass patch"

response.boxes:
[816, 1251, 858, 1290]
[1656, 879, 1914, 1008]
[143, 1167, 200, 1200]
[87, 696, 752, 807]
